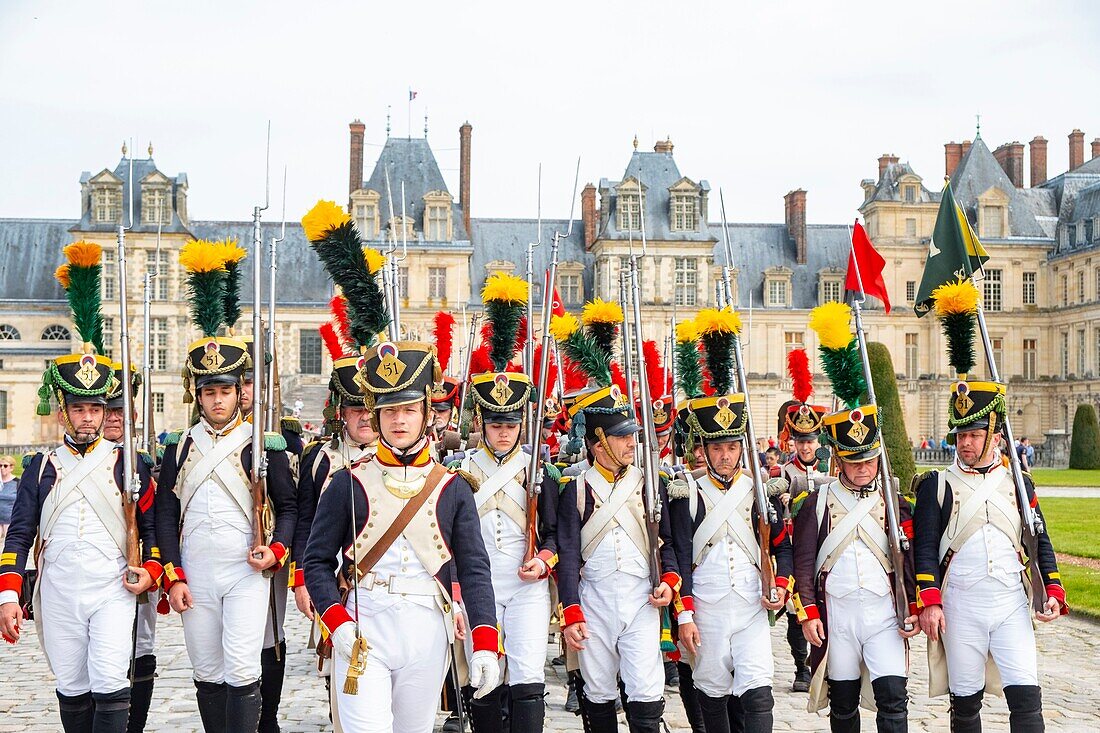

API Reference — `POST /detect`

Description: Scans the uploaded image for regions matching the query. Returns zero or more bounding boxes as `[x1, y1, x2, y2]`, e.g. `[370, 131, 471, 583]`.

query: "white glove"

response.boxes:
[330, 623, 357, 663]
[467, 650, 500, 699]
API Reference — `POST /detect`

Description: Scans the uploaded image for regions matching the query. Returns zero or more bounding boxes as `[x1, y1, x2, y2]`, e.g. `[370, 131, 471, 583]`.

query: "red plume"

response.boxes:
[319, 323, 343, 361]
[563, 356, 588, 390]
[787, 348, 813, 403]
[642, 340, 666, 398]
[329, 295, 352, 348]
[532, 342, 559, 394]
[469, 343, 493, 376]
[610, 362, 627, 394]
[432, 311, 456, 373]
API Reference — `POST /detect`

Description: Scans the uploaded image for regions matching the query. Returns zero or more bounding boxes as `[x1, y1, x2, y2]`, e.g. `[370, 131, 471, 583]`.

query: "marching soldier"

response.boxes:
[454, 272, 560, 732]
[791, 404, 919, 732]
[554, 300, 680, 733]
[303, 341, 501, 731]
[0, 241, 158, 733]
[914, 281, 1067, 732]
[666, 309, 791, 733]
[776, 348, 831, 694]
[155, 240, 297, 731]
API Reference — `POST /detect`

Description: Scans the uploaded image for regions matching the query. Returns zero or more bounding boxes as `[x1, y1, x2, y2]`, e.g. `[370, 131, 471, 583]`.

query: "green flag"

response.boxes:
[914, 181, 989, 317]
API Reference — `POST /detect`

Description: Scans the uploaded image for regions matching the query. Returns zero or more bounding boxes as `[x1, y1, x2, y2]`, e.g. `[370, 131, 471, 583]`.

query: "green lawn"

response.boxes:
[1058, 563, 1100, 620]
[1041, 497, 1100, 559]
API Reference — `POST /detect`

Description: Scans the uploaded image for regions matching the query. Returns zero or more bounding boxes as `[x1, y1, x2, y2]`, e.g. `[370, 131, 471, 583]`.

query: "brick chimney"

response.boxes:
[1069, 129, 1085, 170]
[784, 189, 807, 265]
[1030, 136, 1048, 187]
[581, 184, 598, 249]
[654, 137, 674, 154]
[877, 154, 899, 180]
[1093, 138, 1100, 160]
[348, 119, 365, 204]
[961, 139, 972, 158]
[993, 142, 1025, 188]
[459, 121, 472, 237]
[945, 142, 963, 178]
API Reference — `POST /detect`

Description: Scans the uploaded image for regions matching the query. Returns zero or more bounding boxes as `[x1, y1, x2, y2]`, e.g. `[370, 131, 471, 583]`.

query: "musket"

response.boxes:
[525, 158, 579, 562]
[619, 266, 636, 407]
[524, 166, 543, 444]
[339, 440, 369, 696]
[668, 315, 679, 462]
[630, 188, 663, 590]
[393, 181, 409, 332]
[381, 170, 402, 341]
[455, 313, 480, 440]
[264, 168, 287, 432]
[141, 222, 162, 459]
[847, 222, 913, 630]
[115, 142, 142, 586]
[718, 190, 778, 604]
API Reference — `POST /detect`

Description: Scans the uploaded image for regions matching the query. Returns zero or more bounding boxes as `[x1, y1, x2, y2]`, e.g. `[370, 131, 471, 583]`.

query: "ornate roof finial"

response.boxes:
[632, 134, 638, 151]
[121, 140, 127, 156]
[386, 105, 392, 137]
[147, 141, 154, 157]
[424, 108, 429, 138]
[976, 113, 982, 139]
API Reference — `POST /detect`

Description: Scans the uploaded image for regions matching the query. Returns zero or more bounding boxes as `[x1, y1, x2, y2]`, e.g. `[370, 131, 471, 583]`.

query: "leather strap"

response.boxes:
[352, 463, 448, 581]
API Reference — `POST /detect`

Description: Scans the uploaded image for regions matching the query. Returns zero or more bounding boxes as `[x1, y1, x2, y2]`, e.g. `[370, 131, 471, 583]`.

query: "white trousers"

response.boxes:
[134, 596, 158, 658]
[943, 576, 1038, 695]
[263, 563, 290, 648]
[693, 590, 774, 697]
[825, 589, 906, 681]
[332, 600, 450, 733]
[578, 573, 663, 703]
[463, 569, 550, 685]
[180, 526, 268, 686]
[40, 543, 135, 696]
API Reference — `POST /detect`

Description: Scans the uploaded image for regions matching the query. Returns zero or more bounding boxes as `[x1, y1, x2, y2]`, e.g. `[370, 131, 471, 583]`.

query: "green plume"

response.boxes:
[222, 260, 243, 331]
[559, 330, 611, 388]
[65, 263, 105, 355]
[588, 322, 618, 363]
[486, 300, 523, 371]
[939, 311, 976, 377]
[819, 339, 867, 409]
[311, 221, 391, 348]
[675, 339, 703, 399]
[186, 270, 228, 337]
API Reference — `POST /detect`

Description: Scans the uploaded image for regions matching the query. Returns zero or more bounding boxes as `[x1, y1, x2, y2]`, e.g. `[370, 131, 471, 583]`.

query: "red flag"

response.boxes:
[846, 220, 891, 313]
[545, 270, 566, 317]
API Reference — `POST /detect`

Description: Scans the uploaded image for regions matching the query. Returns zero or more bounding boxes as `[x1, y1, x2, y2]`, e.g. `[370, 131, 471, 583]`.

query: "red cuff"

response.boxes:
[802, 603, 820, 621]
[661, 572, 681, 592]
[908, 602, 919, 617]
[142, 561, 164, 587]
[901, 519, 914, 540]
[562, 603, 585, 627]
[918, 587, 942, 608]
[270, 543, 289, 568]
[163, 564, 187, 588]
[1046, 584, 1069, 614]
[451, 581, 463, 604]
[0, 572, 22, 595]
[470, 624, 500, 655]
[289, 564, 305, 588]
[535, 549, 557, 577]
[680, 595, 695, 614]
[320, 603, 353, 634]
[775, 575, 791, 591]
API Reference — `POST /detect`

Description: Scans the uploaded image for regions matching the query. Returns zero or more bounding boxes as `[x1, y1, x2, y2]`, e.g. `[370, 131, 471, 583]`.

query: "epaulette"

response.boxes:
[543, 462, 562, 483]
[21, 452, 35, 471]
[658, 467, 673, 482]
[448, 466, 481, 492]
[909, 469, 936, 498]
[789, 488, 813, 519]
[137, 450, 154, 467]
[280, 416, 303, 435]
[164, 430, 184, 446]
[667, 477, 690, 500]
[156, 446, 165, 461]
[264, 432, 287, 452]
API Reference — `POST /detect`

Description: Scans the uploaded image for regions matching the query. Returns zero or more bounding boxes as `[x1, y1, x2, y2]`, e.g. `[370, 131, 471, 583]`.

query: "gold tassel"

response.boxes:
[343, 635, 368, 695]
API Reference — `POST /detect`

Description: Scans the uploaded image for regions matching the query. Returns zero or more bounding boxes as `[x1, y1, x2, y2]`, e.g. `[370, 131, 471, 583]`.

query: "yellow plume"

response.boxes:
[64, 240, 103, 268]
[675, 318, 699, 344]
[362, 247, 386, 275]
[550, 313, 580, 342]
[581, 297, 624, 326]
[55, 264, 71, 290]
[694, 307, 741, 336]
[481, 271, 529, 305]
[211, 238, 246, 265]
[179, 239, 229, 273]
[932, 278, 980, 317]
[301, 200, 351, 242]
[808, 301, 853, 350]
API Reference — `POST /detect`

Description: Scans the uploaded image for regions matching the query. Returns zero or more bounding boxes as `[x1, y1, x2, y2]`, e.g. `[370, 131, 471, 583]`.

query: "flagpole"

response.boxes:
[847, 221, 913, 631]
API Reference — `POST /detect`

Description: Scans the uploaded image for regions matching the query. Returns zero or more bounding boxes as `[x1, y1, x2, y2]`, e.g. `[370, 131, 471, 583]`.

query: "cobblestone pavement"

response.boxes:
[0, 605, 1097, 731]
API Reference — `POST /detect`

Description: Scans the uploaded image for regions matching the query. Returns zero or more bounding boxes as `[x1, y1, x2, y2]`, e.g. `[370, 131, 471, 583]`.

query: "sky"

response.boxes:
[2, 1, 1099, 228]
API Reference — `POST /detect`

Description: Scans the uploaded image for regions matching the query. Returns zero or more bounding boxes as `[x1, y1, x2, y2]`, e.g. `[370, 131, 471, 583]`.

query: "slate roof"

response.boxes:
[75, 156, 190, 235]
[361, 137, 469, 242]
[468, 218, 590, 305]
[1069, 181, 1100, 223]
[950, 137, 1054, 239]
[0, 218, 78, 301]
[599, 150, 714, 243]
[865, 161, 941, 204]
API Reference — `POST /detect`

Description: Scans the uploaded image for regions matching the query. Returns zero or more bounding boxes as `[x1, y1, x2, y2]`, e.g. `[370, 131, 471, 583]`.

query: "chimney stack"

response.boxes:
[945, 142, 963, 178]
[993, 142, 1025, 188]
[653, 137, 674, 154]
[961, 139, 972, 158]
[1030, 136, 1048, 187]
[784, 189, 807, 265]
[1092, 138, 1100, 161]
[877, 153, 899, 180]
[581, 183, 598, 249]
[459, 121, 472, 237]
[1069, 129, 1085, 170]
[348, 119, 365, 204]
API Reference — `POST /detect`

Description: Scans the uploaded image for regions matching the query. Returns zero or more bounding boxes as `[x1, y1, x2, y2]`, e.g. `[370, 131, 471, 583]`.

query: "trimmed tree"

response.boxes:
[866, 341, 917, 493]
[1069, 403, 1100, 469]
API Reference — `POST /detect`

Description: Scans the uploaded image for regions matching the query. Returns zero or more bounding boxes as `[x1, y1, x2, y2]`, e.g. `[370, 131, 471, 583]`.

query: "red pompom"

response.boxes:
[787, 348, 813, 403]
[319, 323, 344, 361]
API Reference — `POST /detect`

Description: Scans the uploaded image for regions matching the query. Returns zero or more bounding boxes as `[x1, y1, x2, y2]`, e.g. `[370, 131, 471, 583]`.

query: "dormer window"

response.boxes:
[427, 205, 449, 241]
[982, 205, 1005, 238]
[617, 180, 644, 231]
[904, 185, 917, 203]
[93, 186, 121, 223]
[351, 189, 381, 240]
[387, 215, 415, 241]
[819, 269, 844, 304]
[764, 266, 793, 308]
[671, 193, 697, 232]
[423, 191, 453, 241]
[142, 186, 170, 225]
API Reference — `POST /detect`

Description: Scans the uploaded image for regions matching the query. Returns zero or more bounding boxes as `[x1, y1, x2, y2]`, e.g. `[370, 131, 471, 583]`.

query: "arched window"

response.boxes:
[0, 324, 20, 340]
[41, 324, 71, 341]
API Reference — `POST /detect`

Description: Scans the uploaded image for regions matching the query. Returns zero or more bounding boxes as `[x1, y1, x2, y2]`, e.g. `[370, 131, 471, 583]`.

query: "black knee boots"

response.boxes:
[676, 663, 706, 733]
[258, 641, 286, 733]
[871, 676, 908, 733]
[509, 683, 545, 733]
[625, 700, 664, 733]
[727, 693, 746, 733]
[829, 679, 861, 733]
[469, 684, 504, 733]
[581, 696, 619, 733]
[226, 681, 261, 733]
[195, 681, 227, 732]
[698, 692, 733, 733]
[127, 654, 156, 733]
[57, 691, 95, 733]
[1004, 685, 1044, 733]
[90, 688, 131, 733]
[788, 613, 810, 692]
[740, 686, 774, 733]
[949, 690, 984, 733]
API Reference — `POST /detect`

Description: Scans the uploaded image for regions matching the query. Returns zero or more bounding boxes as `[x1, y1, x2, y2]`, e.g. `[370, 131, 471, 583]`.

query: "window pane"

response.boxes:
[299, 330, 322, 375]
[906, 280, 916, 302]
[429, 267, 447, 300]
[1022, 272, 1036, 306]
[0, 390, 7, 429]
[905, 333, 919, 378]
[1023, 339, 1037, 380]
[983, 269, 1002, 312]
